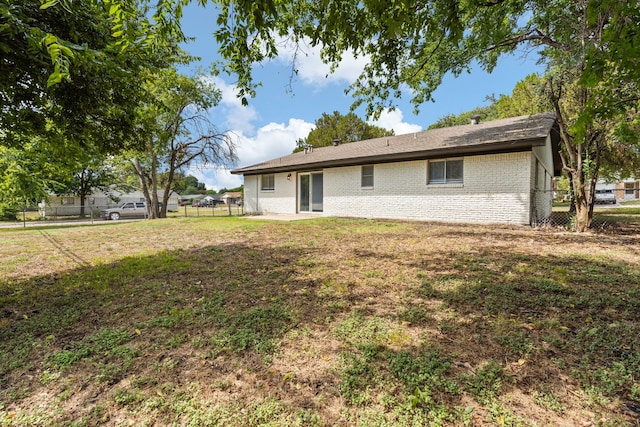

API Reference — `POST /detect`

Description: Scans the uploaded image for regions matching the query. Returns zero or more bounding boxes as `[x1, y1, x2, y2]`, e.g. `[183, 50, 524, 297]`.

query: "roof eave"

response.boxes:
[232, 138, 546, 176]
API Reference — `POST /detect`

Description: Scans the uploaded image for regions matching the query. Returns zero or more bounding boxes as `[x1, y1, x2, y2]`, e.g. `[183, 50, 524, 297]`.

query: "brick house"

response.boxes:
[231, 113, 561, 226]
[615, 179, 640, 201]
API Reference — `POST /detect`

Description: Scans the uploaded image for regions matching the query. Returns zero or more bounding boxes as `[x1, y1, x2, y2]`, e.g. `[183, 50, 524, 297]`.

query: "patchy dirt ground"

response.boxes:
[1, 217, 639, 426]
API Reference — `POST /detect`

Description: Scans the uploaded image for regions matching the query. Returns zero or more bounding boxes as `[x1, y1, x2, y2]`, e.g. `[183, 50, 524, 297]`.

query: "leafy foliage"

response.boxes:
[0, 0, 182, 152]
[294, 111, 393, 152]
[428, 104, 499, 129]
[0, 144, 50, 207]
[169, 173, 207, 194]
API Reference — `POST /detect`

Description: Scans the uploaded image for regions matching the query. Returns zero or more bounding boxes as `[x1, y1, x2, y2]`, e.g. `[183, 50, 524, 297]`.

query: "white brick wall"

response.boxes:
[242, 151, 552, 225]
[323, 152, 532, 224]
[244, 174, 297, 214]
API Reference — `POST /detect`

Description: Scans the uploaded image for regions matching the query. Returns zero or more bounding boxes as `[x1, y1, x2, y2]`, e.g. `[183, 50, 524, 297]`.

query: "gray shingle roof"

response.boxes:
[231, 113, 559, 175]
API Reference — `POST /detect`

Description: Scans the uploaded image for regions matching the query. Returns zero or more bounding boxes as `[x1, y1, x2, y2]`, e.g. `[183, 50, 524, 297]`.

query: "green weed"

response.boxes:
[532, 387, 565, 413]
[397, 307, 434, 325]
[334, 311, 392, 347]
[112, 387, 144, 406]
[387, 347, 458, 396]
[461, 361, 505, 404]
[339, 347, 382, 406]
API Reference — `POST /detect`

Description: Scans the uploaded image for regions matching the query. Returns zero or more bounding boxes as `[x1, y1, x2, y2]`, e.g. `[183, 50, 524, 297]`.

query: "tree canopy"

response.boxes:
[294, 111, 393, 153]
[428, 104, 499, 130]
[126, 69, 237, 218]
[0, 0, 186, 152]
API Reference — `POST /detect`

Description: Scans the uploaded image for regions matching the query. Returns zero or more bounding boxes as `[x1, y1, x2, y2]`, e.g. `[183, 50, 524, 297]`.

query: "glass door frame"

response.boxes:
[298, 171, 323, 213]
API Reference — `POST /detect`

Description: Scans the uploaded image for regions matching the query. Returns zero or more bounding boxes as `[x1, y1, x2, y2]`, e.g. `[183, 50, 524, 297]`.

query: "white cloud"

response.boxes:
[236, 118, 314, 166]
[275, 37, 368, 87]
[368, 108, 423, 135]
[193, 118, 315, 191]
[202, 75, 260, 134]
[193, 75, 318, 191]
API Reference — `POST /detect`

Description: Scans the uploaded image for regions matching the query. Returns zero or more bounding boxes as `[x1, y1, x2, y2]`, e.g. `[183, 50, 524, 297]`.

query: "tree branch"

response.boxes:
[488, 29, 569, 52]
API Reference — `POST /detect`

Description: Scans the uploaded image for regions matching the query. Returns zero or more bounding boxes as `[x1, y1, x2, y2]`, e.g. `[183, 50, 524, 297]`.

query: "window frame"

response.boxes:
[260, 174, 275, 191]
[427, 159, 464, 185]
[361, 165, 374, 188]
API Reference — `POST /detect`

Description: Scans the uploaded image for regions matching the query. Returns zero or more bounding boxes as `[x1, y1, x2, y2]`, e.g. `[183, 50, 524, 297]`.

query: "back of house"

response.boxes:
[232, 113, 561, 226]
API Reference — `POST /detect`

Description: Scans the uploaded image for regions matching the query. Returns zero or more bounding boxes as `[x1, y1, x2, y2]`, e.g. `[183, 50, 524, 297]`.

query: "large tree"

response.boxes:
[0, 0, 186, 152]
[0, 145, 49, 210]
[128, 70, 237, 219]
[209, 0, 640, 231]
[294, 111, 393, 153]
[162, 173, 207, 195]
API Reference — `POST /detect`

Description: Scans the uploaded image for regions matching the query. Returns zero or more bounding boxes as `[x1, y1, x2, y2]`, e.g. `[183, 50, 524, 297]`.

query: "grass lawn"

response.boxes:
[1, 217, 639, 426]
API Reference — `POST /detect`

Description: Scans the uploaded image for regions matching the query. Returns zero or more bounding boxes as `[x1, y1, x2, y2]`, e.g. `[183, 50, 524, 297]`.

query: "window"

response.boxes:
[428, 159, 463, 184]
[361, 165, 374, 187]
[625, 183, 635, 196]
[261, 174, 275, 191]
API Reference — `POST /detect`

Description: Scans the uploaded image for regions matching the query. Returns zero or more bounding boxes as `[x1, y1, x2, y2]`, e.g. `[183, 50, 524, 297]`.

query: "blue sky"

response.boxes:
[178, 3, 544, 191]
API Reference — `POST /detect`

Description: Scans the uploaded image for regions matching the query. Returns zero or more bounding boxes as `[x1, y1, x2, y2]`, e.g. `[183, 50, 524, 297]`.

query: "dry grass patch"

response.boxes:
[1, 217, 639, 426]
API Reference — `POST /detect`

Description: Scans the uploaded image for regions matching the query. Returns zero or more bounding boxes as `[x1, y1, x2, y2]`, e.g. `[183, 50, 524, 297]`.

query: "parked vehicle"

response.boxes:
[101, 202, 147, 220]
[595, 189, 616, 204]
[193, 199, 223, 207]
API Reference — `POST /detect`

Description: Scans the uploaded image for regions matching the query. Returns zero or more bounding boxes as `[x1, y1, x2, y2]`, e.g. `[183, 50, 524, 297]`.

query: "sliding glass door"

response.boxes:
[299, 172, 323, 212]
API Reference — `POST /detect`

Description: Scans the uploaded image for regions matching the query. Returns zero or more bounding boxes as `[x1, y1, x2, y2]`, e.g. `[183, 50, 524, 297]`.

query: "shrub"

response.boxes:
[0, 204, 18, 221]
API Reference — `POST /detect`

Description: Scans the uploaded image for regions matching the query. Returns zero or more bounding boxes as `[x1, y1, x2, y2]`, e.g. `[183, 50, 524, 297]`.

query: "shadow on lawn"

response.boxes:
[405, 245, 640, 410]
[0, 241, 348, 424]
[1, 223, 639, 425]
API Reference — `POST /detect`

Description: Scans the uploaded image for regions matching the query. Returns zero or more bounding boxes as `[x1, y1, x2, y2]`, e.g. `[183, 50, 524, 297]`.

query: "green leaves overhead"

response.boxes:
[294, 111, 393, 153]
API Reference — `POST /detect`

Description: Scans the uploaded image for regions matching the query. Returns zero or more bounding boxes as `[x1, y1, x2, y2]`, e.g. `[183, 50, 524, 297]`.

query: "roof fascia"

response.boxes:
[233, 138, 546, 176]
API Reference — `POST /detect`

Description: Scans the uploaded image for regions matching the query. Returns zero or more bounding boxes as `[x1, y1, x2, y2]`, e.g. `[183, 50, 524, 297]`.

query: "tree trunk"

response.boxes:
[567, 174, 576, 214]
[571, 176, 591, 232]
[149, 154, 159, 219]
[550, 80, 602, 233]
[133, 157, 152, 220]
[161, 151, 178, 219]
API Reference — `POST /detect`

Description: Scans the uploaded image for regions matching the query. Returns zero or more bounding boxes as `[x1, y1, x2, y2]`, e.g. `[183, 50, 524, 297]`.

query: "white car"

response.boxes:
[101, 202, 147, 220]
[594, 189, 616, 204]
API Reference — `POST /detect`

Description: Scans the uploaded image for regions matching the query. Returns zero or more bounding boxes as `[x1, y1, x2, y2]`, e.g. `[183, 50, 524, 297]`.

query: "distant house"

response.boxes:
[44, 189, 180, 215]
[596, 178, 640, 202]
[178, 194, 205, 205]
[231, 113, 562, 226]
[220, 192, 242, 205]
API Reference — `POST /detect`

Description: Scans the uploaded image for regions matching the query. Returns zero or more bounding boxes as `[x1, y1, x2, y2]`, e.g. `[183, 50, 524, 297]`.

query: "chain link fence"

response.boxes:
[535, 187, 640, 231]
[1, 203, 245, 228]
[174, 203, 244, 218]
[2, 190, 638, 231]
